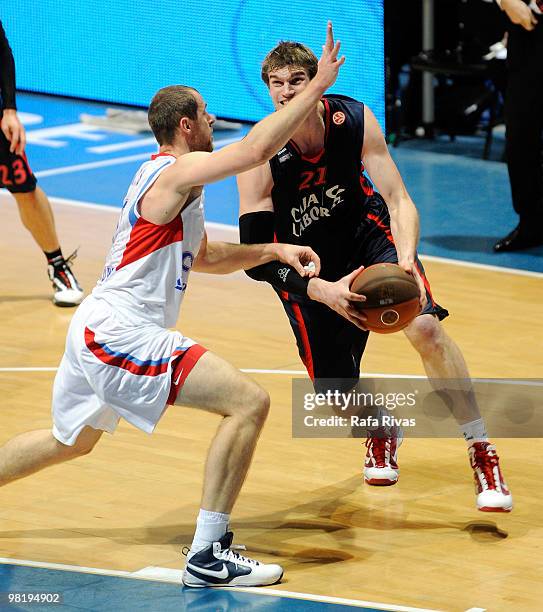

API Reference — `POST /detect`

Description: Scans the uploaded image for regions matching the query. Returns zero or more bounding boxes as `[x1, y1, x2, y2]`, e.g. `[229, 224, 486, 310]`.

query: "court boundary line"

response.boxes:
[13, 193, 540, 278]
[2, 368, 542, 388]
[415, 253, 542, 278]
[0, 367, 426, 377]
[32, 135, 243, 178]
[0, 557, 445, 612]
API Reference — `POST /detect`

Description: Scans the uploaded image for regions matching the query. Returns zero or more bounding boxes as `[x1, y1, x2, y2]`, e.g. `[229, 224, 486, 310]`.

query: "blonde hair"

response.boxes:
[261, 42, 318, 86]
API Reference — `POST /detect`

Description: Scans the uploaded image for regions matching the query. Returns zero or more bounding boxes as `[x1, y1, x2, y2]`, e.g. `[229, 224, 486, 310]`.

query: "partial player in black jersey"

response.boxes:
[0, 20, 83, 306]
[493, 0, 543, 251]
[237, 39, 512, 512]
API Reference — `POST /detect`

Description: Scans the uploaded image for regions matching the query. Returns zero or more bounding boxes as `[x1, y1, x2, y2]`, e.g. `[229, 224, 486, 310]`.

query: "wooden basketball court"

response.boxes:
[1, 197, 542, 611]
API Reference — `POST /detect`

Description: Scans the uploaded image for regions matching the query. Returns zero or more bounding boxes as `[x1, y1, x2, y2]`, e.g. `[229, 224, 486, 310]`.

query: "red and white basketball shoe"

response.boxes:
[364, 428, 403, 486]
[469, 442, 513, 512]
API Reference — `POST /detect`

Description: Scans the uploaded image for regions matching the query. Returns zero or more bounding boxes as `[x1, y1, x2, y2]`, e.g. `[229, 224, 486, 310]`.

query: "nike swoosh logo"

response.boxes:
[174, 368, 184, 386]
[186, 562, 229, 579]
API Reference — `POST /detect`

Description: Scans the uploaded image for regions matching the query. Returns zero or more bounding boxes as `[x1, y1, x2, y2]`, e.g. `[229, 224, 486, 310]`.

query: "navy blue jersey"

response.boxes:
[270, 94, 376, 281]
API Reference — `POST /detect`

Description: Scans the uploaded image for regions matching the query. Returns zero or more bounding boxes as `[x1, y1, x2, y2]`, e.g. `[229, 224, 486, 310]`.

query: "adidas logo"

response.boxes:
[278, 148, 292, 163]
[278, 267, 290, 282]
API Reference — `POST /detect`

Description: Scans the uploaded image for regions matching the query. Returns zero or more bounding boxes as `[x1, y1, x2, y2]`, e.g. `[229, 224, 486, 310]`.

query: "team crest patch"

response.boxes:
[332, 111, 346, 125]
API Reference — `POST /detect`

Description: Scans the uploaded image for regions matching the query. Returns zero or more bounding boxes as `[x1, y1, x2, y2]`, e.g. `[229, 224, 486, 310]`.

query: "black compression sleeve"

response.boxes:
[239, 211, 310, 297]
[239, 210, 275, 244]
[0, 21, 17, 109]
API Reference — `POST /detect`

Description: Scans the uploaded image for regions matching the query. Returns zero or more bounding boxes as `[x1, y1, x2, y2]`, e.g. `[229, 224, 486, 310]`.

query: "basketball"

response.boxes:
[350, 263, 421, 333]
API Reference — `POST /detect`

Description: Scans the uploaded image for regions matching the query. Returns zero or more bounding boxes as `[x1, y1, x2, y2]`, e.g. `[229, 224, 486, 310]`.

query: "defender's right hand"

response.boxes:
[307, 267, 368, 331]
[313, 21, 346, 91]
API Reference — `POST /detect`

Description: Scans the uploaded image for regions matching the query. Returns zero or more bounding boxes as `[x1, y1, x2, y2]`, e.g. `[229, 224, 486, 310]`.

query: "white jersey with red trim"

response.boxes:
[92, 154, 204, 328]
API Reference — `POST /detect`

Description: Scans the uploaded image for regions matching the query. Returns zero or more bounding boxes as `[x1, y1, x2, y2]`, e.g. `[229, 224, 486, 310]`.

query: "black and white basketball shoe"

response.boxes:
[182, 531, 283, 588]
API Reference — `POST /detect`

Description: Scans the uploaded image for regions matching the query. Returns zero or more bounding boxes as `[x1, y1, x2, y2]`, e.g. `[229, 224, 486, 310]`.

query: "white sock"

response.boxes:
[189, 509, 230, 555]
[461, 418, 488, 445]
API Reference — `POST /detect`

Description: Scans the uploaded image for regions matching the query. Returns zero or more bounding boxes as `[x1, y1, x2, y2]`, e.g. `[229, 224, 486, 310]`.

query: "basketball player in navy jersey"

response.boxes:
[237, 41, 513, 512]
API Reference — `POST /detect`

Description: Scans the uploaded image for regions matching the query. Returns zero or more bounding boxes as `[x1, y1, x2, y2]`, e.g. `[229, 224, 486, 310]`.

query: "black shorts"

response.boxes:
[278, 194, 448, 393]
[0, 127, 37, 193]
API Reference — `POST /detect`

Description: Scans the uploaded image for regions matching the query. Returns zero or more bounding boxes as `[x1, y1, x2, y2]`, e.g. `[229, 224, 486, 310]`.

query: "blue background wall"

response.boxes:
[1, 0, 384, 125]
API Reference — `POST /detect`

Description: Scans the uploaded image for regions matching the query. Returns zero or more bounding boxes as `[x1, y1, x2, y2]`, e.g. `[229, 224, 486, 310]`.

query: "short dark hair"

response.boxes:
[261, 41, 318, 86]
[148, 85, 199, 145]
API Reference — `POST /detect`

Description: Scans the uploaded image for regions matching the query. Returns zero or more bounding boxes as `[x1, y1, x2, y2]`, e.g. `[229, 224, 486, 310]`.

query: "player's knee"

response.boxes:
[13, 191, 38, 226]
[252, 386, 271, 425]
[71, 443, 95, 458]
[407, 315, 446, 357]
[241, 383, 270, 426]
[53, 440, 87, 461]
[13, 190, 37, 208]
[61, 441, 92, 460]
[68, 427, 102, 458]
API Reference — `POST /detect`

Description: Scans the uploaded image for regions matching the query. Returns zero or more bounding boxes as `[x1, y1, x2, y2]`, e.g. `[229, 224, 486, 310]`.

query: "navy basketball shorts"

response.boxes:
[278, 194, 448, 394]
[0, 128, 37, 193]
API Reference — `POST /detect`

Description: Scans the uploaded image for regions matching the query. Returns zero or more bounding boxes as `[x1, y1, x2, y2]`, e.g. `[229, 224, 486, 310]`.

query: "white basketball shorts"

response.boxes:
[52, 296, 207, 445]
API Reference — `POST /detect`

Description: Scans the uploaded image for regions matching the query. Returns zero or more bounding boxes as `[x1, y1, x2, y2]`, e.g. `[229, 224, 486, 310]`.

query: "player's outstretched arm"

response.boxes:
[193, 231, 321, 276]
[144, 23, 343, 225]
[164, 22, 344, 194]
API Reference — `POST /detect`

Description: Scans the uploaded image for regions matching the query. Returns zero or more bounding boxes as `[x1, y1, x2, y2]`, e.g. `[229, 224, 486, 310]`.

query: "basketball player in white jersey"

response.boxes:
[0, 23, 346, 588]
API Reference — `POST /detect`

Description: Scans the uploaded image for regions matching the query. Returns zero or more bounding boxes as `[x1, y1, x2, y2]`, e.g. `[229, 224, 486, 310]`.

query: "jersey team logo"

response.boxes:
[332, 111, 346, 125]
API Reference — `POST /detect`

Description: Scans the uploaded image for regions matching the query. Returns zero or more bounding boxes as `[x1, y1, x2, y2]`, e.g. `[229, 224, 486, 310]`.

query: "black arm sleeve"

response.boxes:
[0, 21, 17, 109]
[239, 211, 310, 297]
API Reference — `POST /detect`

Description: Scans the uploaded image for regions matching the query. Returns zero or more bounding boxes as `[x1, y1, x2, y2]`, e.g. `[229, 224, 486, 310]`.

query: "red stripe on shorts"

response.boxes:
[414, 260, 436, 306]
[366, 213, 395, 244]
[84, 327, 171, 376]
[21, 152, 33, 173]
[167, 344, 208, 405]
[291, 302, 315, 381]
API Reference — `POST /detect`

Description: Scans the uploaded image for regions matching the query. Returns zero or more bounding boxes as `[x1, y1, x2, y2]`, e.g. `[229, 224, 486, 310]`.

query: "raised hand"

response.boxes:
[313, 21, 346, 91]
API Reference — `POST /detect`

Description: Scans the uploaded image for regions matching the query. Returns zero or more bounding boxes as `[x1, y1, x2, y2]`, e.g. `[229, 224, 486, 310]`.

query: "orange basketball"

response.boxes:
[350, 263, 421, 334]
